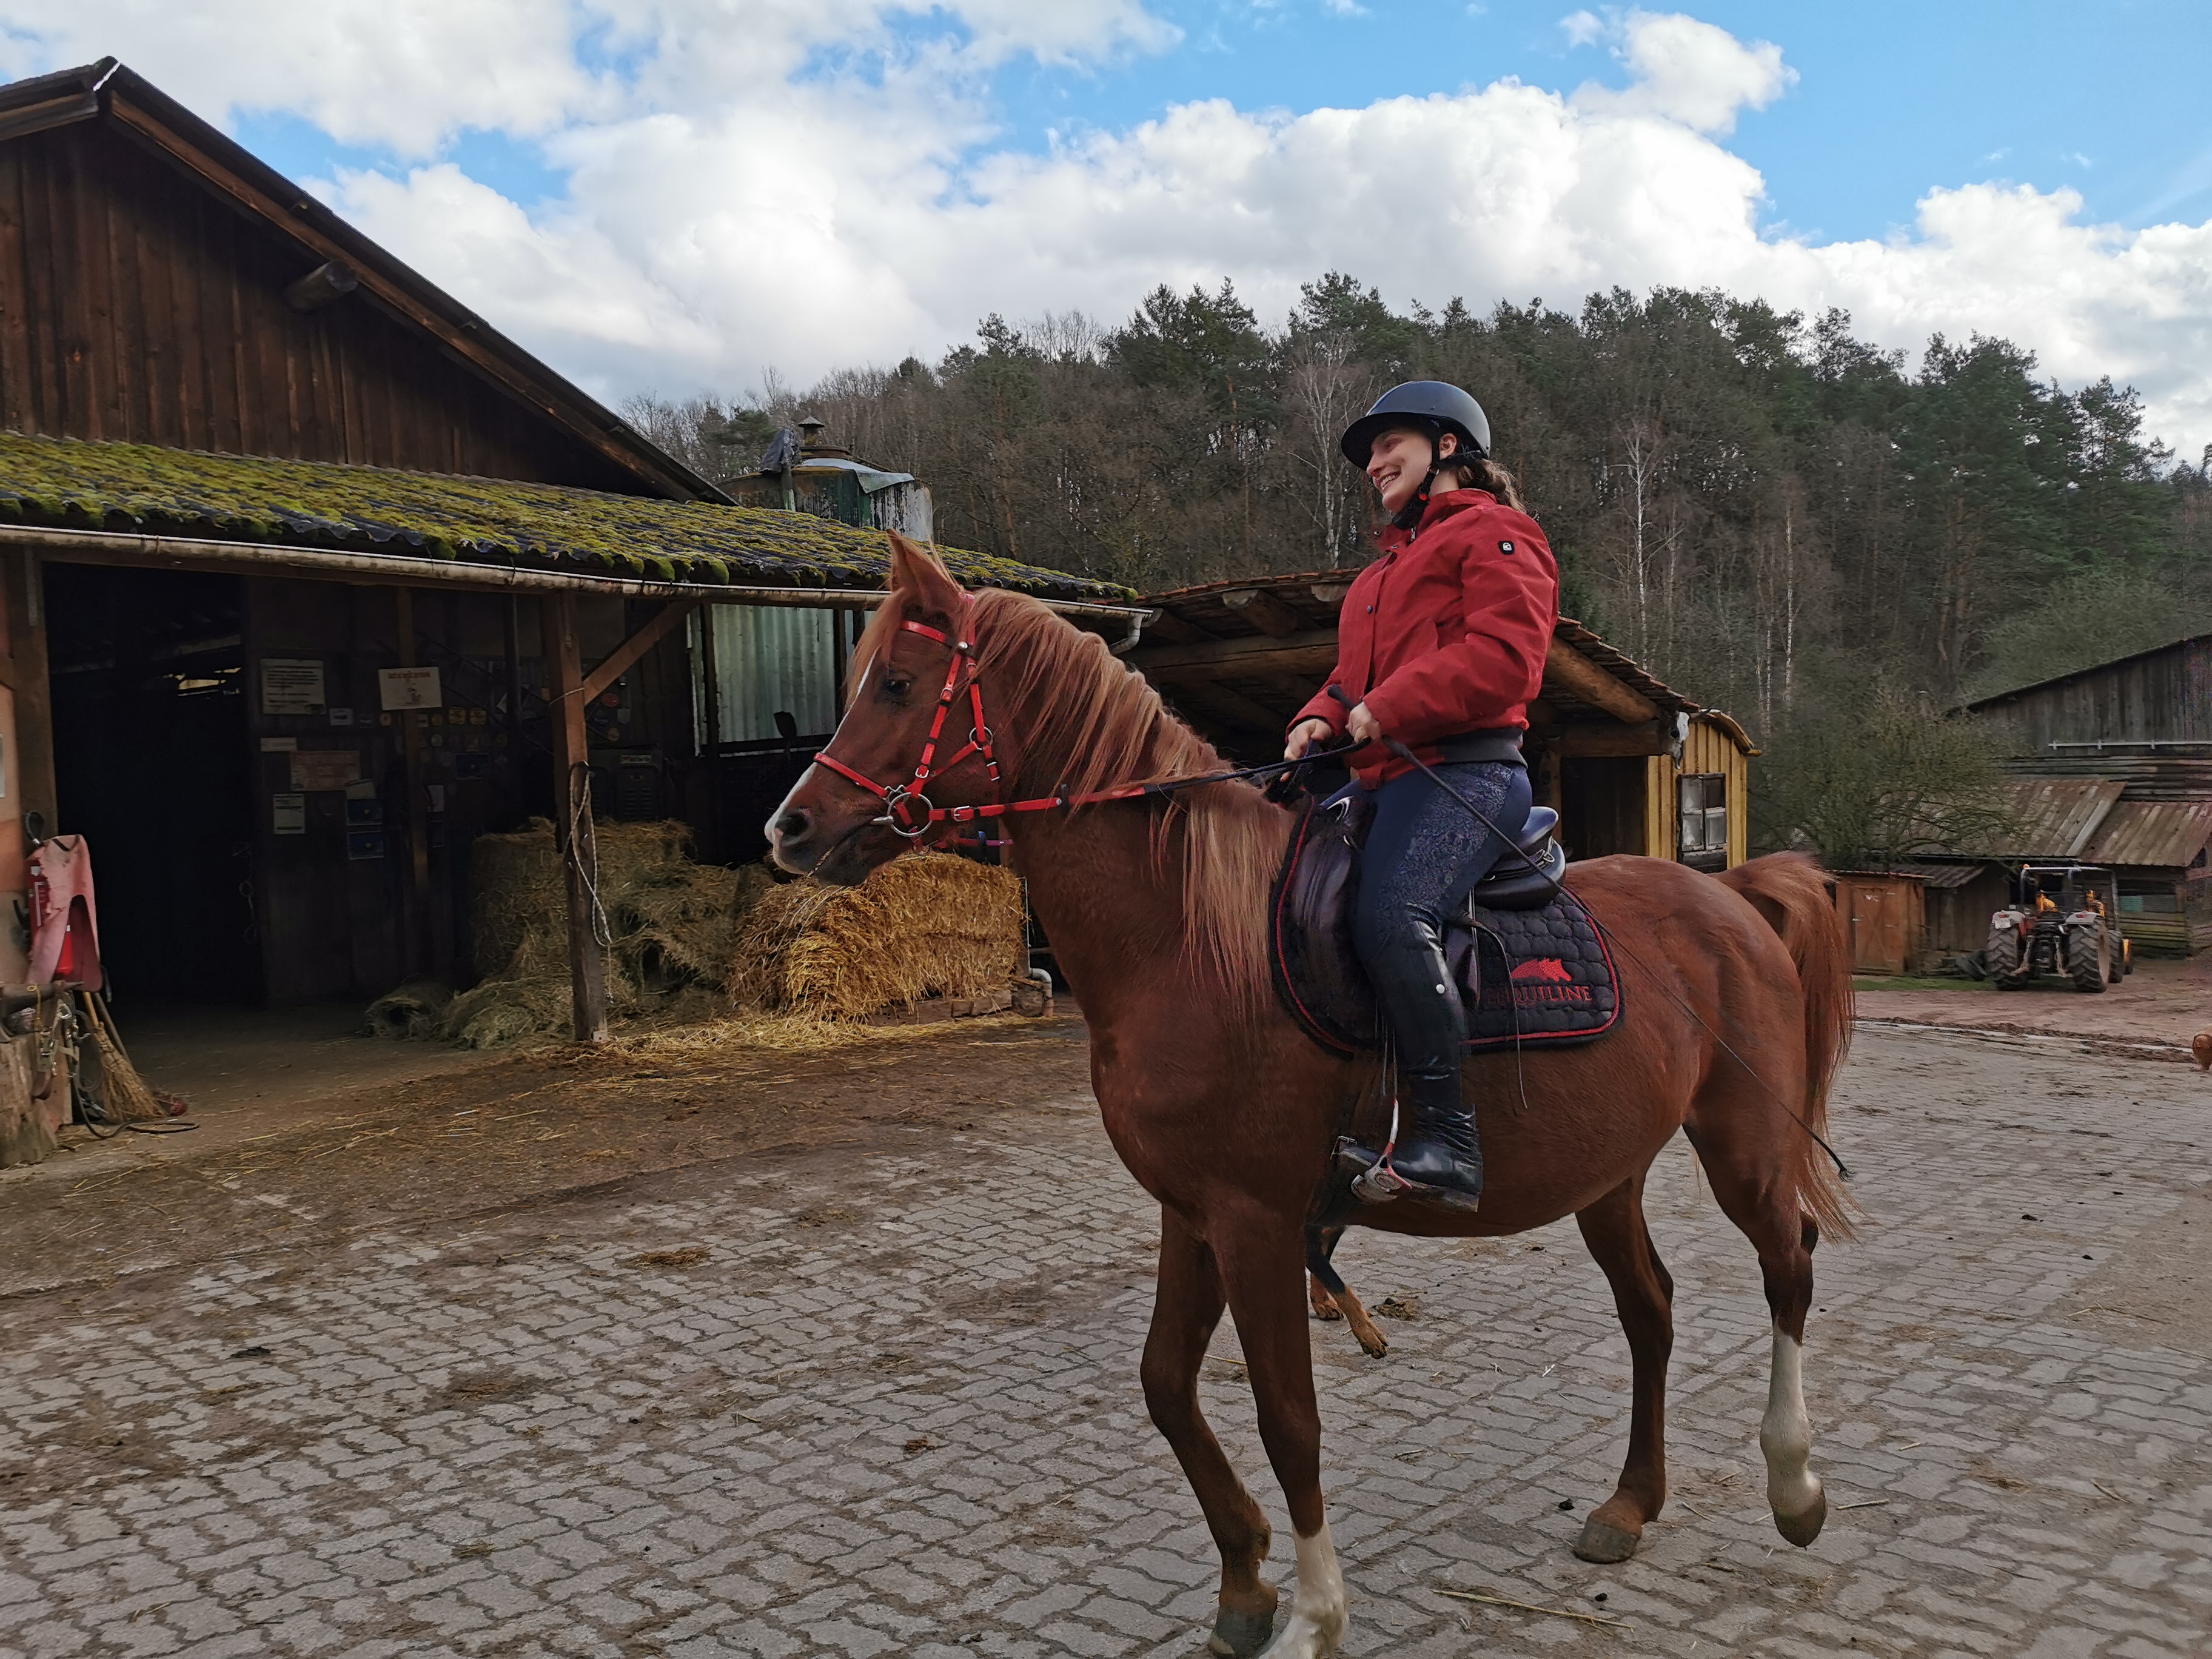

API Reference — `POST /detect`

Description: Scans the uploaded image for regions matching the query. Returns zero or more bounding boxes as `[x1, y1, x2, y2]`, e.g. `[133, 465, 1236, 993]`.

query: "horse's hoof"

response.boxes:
[1774, 1488, 1827, 1548]
[1571, 1515, 1641, 1563]
[1208, 1595, 1279, 1657]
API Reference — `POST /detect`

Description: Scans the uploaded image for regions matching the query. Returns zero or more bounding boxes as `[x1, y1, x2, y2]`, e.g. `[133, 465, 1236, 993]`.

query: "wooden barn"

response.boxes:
[1127, 572, 1758, 868]
[0, 59, 1134, 1163]
[1946, 638, 2212, 956]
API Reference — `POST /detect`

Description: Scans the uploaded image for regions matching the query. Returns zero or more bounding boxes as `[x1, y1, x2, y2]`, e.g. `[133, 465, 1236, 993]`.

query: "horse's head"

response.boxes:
[766, 533, 988, 885]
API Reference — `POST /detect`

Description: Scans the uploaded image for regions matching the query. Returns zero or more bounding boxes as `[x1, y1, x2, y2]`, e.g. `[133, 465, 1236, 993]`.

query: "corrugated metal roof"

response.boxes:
[1991, 779, 2125, 857]
[1906, 860, 1996, 889]
[2079, 799, 2212, 869]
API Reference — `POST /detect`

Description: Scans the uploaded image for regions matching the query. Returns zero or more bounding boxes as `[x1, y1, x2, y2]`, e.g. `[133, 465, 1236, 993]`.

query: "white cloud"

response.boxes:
[1572, 8, 1795, 135]
[4, 4, 2211, 455]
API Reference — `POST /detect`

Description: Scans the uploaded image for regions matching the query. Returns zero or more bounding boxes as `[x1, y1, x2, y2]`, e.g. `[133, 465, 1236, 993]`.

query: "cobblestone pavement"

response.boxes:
[4, 1026, 2211, 1658]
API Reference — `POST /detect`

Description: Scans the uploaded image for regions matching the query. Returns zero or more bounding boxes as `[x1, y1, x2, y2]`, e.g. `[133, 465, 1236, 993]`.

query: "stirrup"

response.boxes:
[1335, 1138, 1413, 1204]
[1333, 1136, 1483, 1213]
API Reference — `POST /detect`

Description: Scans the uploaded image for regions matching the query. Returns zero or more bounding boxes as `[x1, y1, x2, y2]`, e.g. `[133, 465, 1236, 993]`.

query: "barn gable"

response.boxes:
[0, 58, 716, 500]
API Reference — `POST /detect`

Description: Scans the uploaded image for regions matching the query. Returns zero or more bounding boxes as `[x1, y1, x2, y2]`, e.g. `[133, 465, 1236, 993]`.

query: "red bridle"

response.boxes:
[812, 597, 1155, 842]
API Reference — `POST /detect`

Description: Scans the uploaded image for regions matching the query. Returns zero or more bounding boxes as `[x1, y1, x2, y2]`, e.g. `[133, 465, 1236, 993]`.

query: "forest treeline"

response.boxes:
[626, 279, 2212, 855]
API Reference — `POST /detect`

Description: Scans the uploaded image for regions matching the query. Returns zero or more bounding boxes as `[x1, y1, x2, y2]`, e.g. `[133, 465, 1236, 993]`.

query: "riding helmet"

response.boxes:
[1338, 380, 1492, 468]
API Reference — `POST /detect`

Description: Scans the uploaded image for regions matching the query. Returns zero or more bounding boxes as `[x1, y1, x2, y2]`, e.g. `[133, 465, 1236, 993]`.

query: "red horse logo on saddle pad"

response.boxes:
[1495, 953, 1594, 1011]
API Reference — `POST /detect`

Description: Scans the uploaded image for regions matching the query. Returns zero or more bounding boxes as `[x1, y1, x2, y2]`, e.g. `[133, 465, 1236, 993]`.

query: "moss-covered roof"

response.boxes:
[0, 432, 1133, 603]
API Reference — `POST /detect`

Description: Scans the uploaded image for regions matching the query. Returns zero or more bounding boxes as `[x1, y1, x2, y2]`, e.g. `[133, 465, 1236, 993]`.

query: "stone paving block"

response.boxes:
[5, 1031, 2211, 1656]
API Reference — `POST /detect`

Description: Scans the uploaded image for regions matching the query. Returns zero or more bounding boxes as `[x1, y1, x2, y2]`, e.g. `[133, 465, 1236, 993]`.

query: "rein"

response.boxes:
[813, 596, 1327, 844]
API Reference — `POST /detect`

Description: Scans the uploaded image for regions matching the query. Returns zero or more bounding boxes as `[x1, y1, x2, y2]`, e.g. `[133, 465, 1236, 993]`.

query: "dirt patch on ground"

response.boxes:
[0, 1012, 1093, 1301]
[1855, 955, 2212, 1054]
[2059, 1179, 2212, 1356]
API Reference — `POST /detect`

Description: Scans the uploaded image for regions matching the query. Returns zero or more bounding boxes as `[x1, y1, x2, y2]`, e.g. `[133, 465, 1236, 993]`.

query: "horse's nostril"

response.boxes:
[773, 808, 811, 841]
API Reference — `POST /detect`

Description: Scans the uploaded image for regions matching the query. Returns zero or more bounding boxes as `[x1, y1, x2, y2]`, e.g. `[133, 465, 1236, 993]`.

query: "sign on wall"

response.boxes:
[377, 666, 442, 711]
[289, 750, 361, 792]
[260, 659, 326, 715]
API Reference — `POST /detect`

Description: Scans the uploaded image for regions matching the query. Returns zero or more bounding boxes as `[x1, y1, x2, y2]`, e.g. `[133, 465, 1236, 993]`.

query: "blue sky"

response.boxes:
[7, 1, 2211, 447]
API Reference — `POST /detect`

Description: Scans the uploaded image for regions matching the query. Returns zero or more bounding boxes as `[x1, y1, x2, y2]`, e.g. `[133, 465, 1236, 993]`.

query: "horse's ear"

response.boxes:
[886, 530, 965, 630]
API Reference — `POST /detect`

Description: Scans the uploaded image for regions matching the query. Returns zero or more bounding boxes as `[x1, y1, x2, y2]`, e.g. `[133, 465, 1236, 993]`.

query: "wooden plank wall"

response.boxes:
[0, 120, 640, 490]
[1977, 639, 2212, 752]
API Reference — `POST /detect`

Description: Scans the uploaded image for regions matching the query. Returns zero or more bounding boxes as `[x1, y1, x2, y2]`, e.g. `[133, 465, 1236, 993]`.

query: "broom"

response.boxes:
[81, 993, 186, 1124]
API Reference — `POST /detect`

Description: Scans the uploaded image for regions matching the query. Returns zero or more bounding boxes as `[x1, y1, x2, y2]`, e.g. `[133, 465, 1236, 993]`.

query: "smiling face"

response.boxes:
[765, 535, 979, 885]
[1366, 423, 1459, 516]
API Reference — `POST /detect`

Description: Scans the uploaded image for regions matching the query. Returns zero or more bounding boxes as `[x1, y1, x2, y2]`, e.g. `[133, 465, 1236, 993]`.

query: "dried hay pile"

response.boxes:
[375, 819, 766, 1049]
[729, 853, 1026, 1021]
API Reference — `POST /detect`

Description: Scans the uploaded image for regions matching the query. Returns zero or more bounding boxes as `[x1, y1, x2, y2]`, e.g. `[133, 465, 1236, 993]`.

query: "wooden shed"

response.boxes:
[1830, 871, 1927, 977]
[0, 59, 1136, 1162]
[1126, 572, 1758, 868]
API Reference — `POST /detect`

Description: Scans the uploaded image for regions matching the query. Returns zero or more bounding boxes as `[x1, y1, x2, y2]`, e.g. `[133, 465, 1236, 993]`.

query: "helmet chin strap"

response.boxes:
[1389, 429, 1446, 532]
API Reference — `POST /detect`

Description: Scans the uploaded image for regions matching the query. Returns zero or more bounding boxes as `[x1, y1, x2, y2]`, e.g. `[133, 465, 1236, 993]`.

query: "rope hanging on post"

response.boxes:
[566, 761, 613, 950]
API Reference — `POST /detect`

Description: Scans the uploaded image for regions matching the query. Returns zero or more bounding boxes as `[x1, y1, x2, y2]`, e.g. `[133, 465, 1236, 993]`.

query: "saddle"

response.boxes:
[1269, 796, 1620, 1057]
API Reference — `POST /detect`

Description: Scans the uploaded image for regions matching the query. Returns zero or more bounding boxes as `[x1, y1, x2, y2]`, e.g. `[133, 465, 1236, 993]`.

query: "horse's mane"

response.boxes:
[848, 586, 1284, 1010]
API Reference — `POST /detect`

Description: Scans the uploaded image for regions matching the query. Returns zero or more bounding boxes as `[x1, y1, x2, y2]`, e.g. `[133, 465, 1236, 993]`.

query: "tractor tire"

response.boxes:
[2067, 919, 2110, 993]
[1986, 926, 2024, 988]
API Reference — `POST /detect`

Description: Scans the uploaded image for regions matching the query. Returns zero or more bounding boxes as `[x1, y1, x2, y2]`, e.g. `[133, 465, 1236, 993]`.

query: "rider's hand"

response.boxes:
[1346, 702, 1382, 746]
[1284, 718, 1334, 761]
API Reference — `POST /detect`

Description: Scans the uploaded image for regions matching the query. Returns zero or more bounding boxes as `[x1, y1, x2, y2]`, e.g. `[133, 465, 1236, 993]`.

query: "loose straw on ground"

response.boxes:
[1434, 1587, 1631, 1631]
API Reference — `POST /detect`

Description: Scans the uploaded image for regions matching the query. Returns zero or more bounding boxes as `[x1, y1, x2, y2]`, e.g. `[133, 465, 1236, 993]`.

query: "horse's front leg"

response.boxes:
[1144, 1206, 1281, 1657]
[1217, 1213, 1348, 1659]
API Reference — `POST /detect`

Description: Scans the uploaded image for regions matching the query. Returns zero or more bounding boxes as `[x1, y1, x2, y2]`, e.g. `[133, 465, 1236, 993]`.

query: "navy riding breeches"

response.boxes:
[1350, 759, 1533, 1092]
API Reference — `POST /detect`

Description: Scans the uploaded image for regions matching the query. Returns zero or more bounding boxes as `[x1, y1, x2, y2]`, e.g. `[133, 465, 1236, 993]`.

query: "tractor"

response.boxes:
[1985, 862, 2131, 993]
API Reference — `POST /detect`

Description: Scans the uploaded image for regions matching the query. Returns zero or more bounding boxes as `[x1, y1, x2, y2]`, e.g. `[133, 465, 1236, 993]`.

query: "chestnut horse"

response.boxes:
[768, 537, 1855, 1659]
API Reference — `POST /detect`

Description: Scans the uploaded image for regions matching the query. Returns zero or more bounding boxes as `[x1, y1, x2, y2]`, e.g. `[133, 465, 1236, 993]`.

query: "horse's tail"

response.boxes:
[1717, 852, 1859, 1242]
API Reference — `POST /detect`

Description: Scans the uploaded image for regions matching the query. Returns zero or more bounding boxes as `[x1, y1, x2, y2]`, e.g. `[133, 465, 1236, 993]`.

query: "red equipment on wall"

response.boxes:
[28, 834, 103, 991]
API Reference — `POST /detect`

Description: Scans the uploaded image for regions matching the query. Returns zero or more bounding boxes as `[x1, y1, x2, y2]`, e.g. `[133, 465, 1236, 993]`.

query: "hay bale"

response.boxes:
[730, 854, 1026, 1021]
[406, 818, 774, 1048]
[365, 980, 454, 1039]
[441, 974, 589, 1050]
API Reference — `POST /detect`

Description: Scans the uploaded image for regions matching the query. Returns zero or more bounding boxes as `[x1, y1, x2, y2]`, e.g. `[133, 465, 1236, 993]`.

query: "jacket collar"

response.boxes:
[1376, 488, 1496, 550]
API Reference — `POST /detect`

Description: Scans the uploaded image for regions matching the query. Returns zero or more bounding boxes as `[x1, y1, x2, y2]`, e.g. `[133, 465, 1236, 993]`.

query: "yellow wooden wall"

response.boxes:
[1637, 716, 1752, 868]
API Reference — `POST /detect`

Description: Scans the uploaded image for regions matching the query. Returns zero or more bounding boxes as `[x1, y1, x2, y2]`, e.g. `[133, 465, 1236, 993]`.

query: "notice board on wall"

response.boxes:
[261, 659, 326, 715]
[378, 666, 442, 711]
[288, 749, 361, 792]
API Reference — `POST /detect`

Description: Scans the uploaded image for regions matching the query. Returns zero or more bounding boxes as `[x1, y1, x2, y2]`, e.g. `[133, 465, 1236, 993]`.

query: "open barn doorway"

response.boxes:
[44, 563, 263, 1006]
[1561, 756, 1651, 860]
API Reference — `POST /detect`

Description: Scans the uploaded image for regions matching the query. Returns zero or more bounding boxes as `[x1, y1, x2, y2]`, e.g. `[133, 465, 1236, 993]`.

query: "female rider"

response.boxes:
[1284, 381, 1559, 1211]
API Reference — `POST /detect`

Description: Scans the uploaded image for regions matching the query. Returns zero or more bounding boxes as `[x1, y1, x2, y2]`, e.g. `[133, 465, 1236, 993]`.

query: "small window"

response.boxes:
[1678, 773, 1728, 871]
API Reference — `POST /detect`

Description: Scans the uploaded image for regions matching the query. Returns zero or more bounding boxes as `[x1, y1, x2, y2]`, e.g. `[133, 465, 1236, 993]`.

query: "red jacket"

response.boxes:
[1293, 490, 1559, 788]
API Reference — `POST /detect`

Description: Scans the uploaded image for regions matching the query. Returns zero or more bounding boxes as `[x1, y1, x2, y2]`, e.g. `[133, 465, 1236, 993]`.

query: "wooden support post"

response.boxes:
[395, 588, 434, 979]
[5, 551, 56, 835]
[548, 593, 608, 1043]
[502, 596, 525, 757]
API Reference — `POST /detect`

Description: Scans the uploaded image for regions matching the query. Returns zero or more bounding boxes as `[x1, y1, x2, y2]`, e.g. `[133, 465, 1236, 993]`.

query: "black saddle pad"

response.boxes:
[1269, 801, 1621, 1057]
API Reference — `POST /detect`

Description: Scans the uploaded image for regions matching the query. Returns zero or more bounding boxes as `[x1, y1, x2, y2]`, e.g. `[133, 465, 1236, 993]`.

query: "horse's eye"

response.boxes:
[880, 675, 911, 702]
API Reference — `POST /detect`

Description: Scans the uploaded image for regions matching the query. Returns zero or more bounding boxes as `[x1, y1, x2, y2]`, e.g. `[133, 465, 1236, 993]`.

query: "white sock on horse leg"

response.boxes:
[1759, 1327, 1820, 1520]
[1258, 1520, 1347, 1658]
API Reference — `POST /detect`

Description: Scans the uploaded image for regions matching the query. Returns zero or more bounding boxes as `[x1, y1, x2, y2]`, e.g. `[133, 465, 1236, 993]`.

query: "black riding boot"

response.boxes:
[1345, 920, 1484, 1210]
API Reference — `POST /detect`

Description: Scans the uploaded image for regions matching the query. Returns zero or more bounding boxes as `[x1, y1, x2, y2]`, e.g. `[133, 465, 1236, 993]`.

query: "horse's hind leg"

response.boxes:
[1572, 1173, 1675, 1563]
[1305, 1227, 1387, 1358]
[1144, 1207, 1280, 1657]
[1691, 1127, 1828, 1549]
